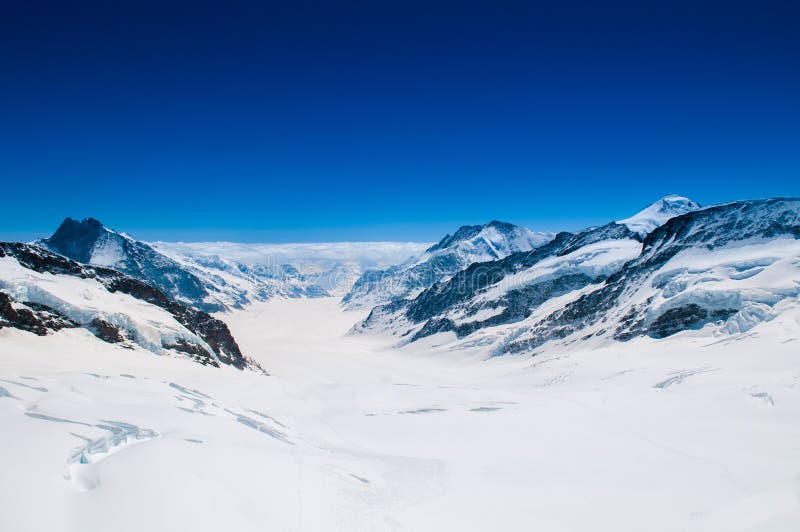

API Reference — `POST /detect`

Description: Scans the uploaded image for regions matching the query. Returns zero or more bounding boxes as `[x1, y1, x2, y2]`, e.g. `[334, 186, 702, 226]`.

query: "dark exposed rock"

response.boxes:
[99, 275, 258, 370]
[426, 221, 520, 253]
[88, 318, 128, 344]
[411, 273, 600, 341]
[357, 197, 800, 354]
[40, 217, 105, 264]
[0, 242, 264, 373]
[502, 198, 800, 352]
[403, 223, 640, 326]
[162, 338, 220, 367]
[647, 305, 737, 339]
[0, 241, 90, 277]
[343, 219, 551, 309]
[41, 217, 225, 312]
[0, 291, 80, 336]
[356, 221, 641, 343]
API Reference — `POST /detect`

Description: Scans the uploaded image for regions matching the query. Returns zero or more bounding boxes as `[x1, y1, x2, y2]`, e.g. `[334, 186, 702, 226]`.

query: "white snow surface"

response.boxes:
[475, 238, 642, 304]
[342, 223, 553, 309]
[88, 233, 126, 267]
[405, 223, 552, 269]
[618, 194, 701, 235]
[354, 236, 645, 342]
[2, 296, 800, 531]
[466, 237, 800, 357]
[0, 256, 214, 358]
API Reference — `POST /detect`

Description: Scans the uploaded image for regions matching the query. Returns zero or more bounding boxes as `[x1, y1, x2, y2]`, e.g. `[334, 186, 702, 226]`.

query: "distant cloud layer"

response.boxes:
[152, 241, 432, 270]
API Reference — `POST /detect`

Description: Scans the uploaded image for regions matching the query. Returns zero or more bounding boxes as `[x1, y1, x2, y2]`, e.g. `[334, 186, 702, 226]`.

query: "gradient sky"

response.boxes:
[1, 0, 798, 242]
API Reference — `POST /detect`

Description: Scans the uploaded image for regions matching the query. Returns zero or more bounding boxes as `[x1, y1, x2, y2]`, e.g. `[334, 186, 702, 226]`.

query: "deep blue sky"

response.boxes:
[1, 0, 798, 242]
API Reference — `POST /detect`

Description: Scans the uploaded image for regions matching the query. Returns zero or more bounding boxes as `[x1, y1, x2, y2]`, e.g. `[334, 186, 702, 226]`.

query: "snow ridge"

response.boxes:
[354, 197, 800, 356]
[618, 194, 701, 236]
[342, 220, 552, 309]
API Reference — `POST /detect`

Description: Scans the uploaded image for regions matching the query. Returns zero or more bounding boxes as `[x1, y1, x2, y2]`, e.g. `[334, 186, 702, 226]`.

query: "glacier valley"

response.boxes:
[1, 196, 799, 532]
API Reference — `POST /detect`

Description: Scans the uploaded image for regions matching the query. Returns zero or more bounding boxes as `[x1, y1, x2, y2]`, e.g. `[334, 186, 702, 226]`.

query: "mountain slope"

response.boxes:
[41, 218, 227, 312]
[0, 242, 264, 372]
[618, 194, 701, 236]
[354, 221, 642, 340]
[342, 220, 552, 309]
[41, 219, 427, 312]
[353, 197, 799, 356]
[503, 197, 800, 353]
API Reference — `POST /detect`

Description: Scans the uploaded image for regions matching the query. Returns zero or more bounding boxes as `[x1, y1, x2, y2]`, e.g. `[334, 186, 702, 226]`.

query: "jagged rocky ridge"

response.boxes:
[0, 242, 264, 372]
[355, 221, 643, 340]
[41, 218, 231, 312]
[342, 220, 552, 309]
[42, 218, 408, 312]
[0, 291, 80, 336]
[503, 197, 800, 352]
[354, 198, 800, 355]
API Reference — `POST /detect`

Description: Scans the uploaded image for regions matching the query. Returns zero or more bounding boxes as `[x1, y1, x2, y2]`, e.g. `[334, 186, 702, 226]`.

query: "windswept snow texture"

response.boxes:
[1, 297, 799, 531]
[355, 197, 800, 356]
[343, 220, 552, 309]
[618, 194, 701, 236]
[2, 195, 800, 531]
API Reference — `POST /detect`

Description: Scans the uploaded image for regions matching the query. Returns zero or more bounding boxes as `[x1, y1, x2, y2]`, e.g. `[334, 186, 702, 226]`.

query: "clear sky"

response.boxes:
[1, 0, 798, 242]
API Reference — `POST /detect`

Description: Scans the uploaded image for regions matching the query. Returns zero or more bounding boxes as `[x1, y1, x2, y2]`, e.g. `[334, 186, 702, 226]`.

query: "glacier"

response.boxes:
[1, 194, 799, 532]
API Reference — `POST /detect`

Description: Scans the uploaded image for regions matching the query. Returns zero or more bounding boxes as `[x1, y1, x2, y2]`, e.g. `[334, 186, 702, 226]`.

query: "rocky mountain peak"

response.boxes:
[43, 217, 109, 263]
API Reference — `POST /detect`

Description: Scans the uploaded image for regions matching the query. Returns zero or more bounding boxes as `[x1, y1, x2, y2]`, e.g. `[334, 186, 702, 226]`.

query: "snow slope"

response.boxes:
[2, 195, 798, 531]
[1, 297, 799, 531]
[0, 242, 261, 372]
[355, 198, 800, 357]
[342, 220, 552, 309]
[618, 194, 701, 236]
[41, 218, 228, 312]
[354, 220, 643, 343]
[503, 198, 800, 353]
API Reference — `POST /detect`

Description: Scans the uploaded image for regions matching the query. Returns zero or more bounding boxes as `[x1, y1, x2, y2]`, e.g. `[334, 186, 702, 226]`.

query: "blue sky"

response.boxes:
[1, 0, 798, 242]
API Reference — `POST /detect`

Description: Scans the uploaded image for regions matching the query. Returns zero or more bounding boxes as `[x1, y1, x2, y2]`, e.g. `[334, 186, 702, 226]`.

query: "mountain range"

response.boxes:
[353, 196, 800, 357]
[0, 241, 264, 372]
[40, 218, 229, 312]
[1, 194, 798, 369]
[38, 217, 427, 312]
[342, 220, 552, 309]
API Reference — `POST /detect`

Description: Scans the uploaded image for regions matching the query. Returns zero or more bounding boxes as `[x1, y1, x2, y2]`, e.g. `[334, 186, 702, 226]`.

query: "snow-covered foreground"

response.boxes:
[1, 298, 799, 531]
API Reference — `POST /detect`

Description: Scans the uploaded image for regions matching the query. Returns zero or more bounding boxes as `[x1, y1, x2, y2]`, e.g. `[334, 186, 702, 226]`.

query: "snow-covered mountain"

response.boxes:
[354, 220, 642, 339]
[40, 218, 230, 312]
[3, 196, 800, 531]
[506, 197, 800, 352]
[342, 220, 552, 309]
[40, 218, 429, 312]
[0, 242, 263, 372]
[152, 241, 429, 303]
[353, 197, 800, 355]
[618, 194, 701, 235]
